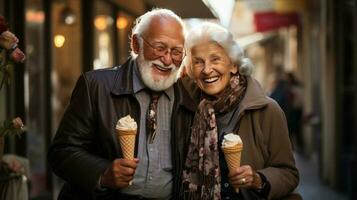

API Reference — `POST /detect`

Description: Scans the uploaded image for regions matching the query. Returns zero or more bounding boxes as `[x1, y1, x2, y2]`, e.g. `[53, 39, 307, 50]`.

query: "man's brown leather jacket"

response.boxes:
[47, 58, 196, 199]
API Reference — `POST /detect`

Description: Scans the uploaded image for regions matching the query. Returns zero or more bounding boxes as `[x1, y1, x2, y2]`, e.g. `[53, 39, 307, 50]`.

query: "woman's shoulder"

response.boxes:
[264, 96, 285, 114]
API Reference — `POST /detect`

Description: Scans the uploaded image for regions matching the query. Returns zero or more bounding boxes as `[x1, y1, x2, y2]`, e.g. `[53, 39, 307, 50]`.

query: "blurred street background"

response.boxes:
[0, 0, 356, 199]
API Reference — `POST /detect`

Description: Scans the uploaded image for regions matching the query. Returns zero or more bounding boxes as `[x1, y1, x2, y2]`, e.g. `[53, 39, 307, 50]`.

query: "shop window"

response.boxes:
[51, 0, 83, 197]
[24, 0, 48, 198]
[117, 11, 134, 63]
[51, 0, 82, 128]
[93, 0, 115, 69]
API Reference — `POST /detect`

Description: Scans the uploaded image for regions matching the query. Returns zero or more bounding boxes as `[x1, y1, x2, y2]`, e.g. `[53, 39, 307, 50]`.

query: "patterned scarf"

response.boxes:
[182, 75, 247, 200]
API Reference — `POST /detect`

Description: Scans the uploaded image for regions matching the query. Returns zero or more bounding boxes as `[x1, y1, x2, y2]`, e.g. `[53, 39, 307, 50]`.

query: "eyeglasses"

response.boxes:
[140, 36, 186, 62]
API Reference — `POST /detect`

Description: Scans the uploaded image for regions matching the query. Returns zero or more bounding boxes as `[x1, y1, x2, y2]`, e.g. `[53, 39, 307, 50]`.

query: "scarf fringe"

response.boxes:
[183, 173, 219, 200]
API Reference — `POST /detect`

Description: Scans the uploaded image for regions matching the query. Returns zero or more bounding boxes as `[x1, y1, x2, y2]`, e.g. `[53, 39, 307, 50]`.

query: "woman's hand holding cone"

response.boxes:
[228, 165, 263, 189]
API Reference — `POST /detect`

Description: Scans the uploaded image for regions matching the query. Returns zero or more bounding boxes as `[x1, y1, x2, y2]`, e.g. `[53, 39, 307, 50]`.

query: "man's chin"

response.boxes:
[150, 75, 178, 91]
[137, 56, 179, 91]
[151, 71, 172, 80]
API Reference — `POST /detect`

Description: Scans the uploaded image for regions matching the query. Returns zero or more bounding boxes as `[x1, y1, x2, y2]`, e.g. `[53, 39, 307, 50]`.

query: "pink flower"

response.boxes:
[0, 30, 18, 49]
[10, 48, 26, 63]
[0, 16, 26, 63]
[0, 31, 25, 63]
[12, 117, 24, 130]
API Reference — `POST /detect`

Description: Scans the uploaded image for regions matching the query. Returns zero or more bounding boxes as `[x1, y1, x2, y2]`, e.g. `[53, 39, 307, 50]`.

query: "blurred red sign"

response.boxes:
[254, 11, 300, 32]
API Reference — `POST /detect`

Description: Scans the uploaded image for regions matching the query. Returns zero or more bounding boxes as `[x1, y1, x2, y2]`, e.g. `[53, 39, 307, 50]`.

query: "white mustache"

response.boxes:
[151, 60, 176, 71]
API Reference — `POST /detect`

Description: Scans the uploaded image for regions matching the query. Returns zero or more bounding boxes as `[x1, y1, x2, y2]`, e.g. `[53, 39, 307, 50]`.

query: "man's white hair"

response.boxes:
[131, 8, 185, 58]
[184, 22, 254, 76]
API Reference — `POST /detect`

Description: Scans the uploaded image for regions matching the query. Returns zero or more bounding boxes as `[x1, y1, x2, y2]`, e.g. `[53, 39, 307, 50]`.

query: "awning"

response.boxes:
[254, 11, 300, 32]
[144, 0, 216, 19]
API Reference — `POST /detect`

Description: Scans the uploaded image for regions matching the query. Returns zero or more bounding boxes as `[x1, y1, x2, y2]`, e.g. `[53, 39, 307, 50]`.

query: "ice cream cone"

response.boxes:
[115, 115, 138, 186]
[116, 129, 136, 159]
[222, 143, 243, 193]
[116, 128, 136, 185]
[115, 115, 138, 185]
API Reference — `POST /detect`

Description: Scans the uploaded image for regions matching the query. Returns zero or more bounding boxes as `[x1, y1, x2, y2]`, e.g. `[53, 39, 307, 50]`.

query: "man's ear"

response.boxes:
[131, 34, 140, 54]
[231, 64, 238, 75]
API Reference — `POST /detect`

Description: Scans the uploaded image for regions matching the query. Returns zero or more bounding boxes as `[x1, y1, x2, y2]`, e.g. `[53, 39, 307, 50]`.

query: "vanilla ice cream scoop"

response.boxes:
[222, 133, 242, 148]
[116, 115, 137, 130]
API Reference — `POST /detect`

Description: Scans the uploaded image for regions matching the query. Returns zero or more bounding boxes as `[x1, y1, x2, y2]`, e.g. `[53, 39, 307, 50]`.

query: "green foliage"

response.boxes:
[0, 119, 23, 138]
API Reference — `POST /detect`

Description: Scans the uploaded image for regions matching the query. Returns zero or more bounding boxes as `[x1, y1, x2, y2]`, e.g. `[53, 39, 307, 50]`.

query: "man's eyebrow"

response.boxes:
[151, 41, 167, 46]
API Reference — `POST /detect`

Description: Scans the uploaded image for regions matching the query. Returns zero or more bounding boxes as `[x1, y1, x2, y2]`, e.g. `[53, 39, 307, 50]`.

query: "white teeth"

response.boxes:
[203, 77, 219, 83]
[154, 64, 172, 72]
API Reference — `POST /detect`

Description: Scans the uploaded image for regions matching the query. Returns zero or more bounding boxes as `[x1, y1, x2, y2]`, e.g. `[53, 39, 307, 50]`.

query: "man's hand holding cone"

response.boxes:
[116, 115, 138, 186]
[101, 115, 138, 188]
[101, 158, 139, 188]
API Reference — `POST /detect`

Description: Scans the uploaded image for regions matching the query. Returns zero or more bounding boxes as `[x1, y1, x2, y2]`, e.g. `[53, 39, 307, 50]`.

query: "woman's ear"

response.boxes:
[131, 34, 140, 54]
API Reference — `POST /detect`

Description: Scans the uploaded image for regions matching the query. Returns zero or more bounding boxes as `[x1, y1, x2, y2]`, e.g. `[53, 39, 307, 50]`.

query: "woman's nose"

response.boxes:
[201, 63, 213, 74]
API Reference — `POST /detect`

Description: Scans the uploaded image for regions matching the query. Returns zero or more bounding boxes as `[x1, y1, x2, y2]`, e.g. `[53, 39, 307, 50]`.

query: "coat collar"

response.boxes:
[238, 76, 270, 112]
[110, 58, 135, 96]
[110, 57, 196, 112]
[173, 79, 197, 113]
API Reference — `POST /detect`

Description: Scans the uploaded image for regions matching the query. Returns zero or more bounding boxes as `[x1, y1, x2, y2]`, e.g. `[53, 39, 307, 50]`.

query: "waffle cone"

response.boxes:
[222, 143, 243, 171]
[116, 129, 136, 159]
[222, 143, 243, 193]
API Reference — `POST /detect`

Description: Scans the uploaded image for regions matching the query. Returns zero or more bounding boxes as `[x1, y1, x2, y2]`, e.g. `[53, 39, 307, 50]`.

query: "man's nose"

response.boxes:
[160, 51, 173, 66]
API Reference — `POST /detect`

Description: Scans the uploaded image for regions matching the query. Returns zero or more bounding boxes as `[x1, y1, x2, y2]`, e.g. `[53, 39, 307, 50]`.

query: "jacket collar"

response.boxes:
[238, 76, 270, 112]
[111, 57, 196, 112]
[111, 58, 135, 96]
[173, 79, 197, 113]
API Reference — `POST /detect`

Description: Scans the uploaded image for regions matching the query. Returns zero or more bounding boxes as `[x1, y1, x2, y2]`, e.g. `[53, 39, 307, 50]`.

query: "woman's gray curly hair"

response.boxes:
[184, 22, 254, 76]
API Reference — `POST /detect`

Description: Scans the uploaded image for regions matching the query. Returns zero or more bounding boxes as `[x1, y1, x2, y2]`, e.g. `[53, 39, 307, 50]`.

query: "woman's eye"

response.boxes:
[193, 59, 203, 65]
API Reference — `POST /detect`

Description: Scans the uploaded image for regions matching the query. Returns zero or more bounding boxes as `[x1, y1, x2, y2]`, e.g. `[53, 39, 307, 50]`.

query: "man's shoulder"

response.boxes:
[83, 58, 133, 84]
[80, 66, 124, 91]
[84, 66, 119, 81]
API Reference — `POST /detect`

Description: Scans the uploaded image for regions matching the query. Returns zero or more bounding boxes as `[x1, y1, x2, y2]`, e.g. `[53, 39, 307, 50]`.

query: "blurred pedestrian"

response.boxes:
[286, 72, 304, 153]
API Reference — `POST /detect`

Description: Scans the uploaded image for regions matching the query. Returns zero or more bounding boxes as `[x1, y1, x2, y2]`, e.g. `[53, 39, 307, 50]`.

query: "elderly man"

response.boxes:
[48, 9, 195, 199]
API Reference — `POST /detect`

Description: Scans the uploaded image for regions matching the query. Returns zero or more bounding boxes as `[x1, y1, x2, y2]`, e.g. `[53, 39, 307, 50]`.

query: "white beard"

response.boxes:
[136, 49, 179, 91]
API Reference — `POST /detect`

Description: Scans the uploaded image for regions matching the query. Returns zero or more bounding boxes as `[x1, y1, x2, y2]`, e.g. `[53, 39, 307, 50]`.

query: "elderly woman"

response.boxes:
[182, 22, 299, 200]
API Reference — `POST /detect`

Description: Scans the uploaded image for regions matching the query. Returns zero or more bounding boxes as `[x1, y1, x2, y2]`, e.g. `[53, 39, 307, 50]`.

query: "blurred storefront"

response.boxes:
[0, 0, 356, 199]
[0, 0, 144, 198]
[206, 0, 356, 199]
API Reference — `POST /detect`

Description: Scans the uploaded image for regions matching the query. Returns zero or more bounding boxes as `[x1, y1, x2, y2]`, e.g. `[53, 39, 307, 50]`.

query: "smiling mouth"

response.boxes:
[203, 76, 219, 83]
[153, 63, 173, 73]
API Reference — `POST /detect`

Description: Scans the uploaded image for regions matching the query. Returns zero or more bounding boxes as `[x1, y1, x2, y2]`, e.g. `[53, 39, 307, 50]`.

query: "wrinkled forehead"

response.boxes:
[191, 41, 227, 57]
[143, 16, 185, 46]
